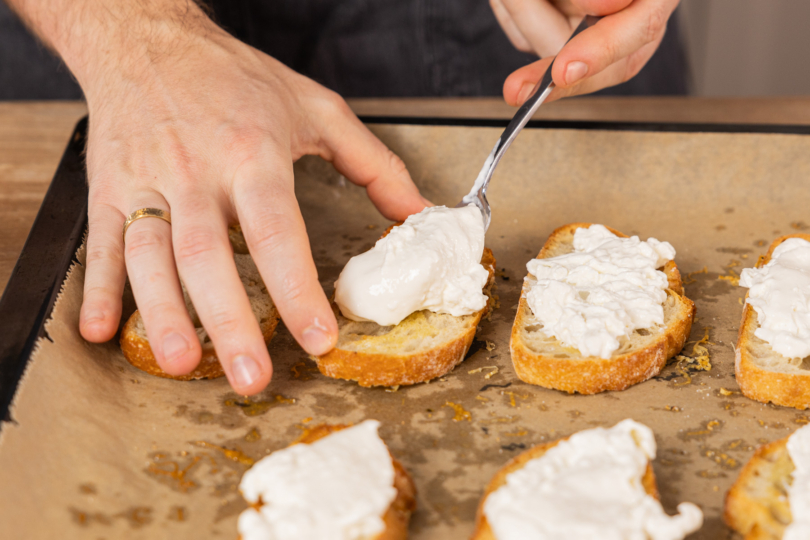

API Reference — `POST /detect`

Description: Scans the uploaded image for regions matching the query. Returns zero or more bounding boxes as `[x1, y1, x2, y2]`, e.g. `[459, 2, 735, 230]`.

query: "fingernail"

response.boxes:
[83, 309, 105, 324]
[516, 82, 534, 105]
[302, 325, 334, 355]
[565, 61, 589, 86]
[232, 355, 261, 388]
[162, 332, 190, 362]
[420, 196, 434, 208]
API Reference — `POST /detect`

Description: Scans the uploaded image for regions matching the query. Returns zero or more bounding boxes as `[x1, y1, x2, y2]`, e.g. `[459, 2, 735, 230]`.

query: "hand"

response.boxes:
[490, 0, 680, 104]
[37, 5, 429, 395]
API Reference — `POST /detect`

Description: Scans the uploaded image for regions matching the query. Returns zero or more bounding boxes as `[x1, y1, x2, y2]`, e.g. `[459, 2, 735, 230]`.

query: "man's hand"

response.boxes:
[7, 0, 428, 395]
[490, 0, 680, 104]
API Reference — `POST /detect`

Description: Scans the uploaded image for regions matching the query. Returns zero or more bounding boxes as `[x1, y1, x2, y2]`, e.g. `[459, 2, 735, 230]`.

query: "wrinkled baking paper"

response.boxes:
[2, 124, 810, 539]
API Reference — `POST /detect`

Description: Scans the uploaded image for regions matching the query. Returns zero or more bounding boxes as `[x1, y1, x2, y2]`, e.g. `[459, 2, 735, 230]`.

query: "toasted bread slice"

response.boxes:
[735, 234, 810, 409]
[471, 435, 660, 539]
[510, 223, 695, 394]
[314, 223, 496, 387]
[120, 226, 280, 380]
[724, 437, 793, 540]
[241, 423, 416, 540]
[294, 424, 417, 539]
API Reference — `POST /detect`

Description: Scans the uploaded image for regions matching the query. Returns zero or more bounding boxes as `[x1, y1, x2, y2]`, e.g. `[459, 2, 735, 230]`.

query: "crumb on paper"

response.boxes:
[672, 327, 714, 386]
[683, 266, 708, 285]
[385, 385, 400, 393]
[718, 259, 741, 286]
[468, 365, 499, 379]
[444, 401, 472, 422]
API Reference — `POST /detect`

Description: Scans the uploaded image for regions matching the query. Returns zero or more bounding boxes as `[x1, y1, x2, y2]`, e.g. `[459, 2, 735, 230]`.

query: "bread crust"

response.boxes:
[510, 223, 695, 394]
[120, 309, 279, 380]
[724, 437, 793, 540]
[315, 247, 497, 387]
[736, 234, 810, 410]
[471, 434, 659, 539]
[282, 423, 417, 540]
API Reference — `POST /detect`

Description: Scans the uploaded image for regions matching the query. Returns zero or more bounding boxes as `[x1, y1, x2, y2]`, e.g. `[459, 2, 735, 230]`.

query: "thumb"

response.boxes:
[314, 94, 430, 221]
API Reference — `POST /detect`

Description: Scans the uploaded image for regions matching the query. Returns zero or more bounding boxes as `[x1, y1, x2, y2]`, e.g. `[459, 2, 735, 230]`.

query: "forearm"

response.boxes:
[4, 0, 221, 101]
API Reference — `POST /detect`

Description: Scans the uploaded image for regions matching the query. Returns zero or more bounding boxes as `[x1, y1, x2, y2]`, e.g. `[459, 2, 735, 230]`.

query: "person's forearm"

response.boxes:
[5, 0, 221, 101]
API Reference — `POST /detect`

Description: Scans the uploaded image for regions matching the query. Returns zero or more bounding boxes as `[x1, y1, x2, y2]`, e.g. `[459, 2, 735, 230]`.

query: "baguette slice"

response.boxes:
[471, 435, 660, 539]
[241, 423, 417, 540]
[735, 234, 810, 409]
[510, 223, 695, 394]
[315, 224, 496, 388]
[724, 437, 793, 540]
[120, 226, 280, 380]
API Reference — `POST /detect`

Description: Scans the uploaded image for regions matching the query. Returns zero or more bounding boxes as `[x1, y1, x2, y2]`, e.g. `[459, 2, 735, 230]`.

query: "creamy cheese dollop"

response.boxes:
[785, 423, 810, 540]
[524, 224, 676, 359]
[739, 238, 810, 359]
[483, 419, 703, 540]
[334, 205, 488, 326]
[237, 420, 396, 540]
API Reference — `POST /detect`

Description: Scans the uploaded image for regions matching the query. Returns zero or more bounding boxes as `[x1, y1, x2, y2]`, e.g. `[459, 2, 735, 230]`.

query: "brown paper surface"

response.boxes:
[2, 124, 810, 539]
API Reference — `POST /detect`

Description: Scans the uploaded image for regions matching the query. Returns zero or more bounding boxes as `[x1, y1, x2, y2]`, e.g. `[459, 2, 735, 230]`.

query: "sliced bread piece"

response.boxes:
[724, 437, 793, 540]
[471, 434, 660, 540]
[735, 234, 810, 410]
[120, 226, 280, 380]
[510, 223, 695, 394]
[314, 223, 496, 388]
[240, 422, 417, 540]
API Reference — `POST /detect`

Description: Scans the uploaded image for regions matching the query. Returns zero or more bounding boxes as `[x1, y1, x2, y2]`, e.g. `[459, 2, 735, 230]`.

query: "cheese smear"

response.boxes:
[334, 205, 488, 326]
[524, 225, 676, 358]
[785, 423, 810, 540]
[237, 420, 396, 540]
[739, 237, 810, 359]
[483, 419, 703, 540]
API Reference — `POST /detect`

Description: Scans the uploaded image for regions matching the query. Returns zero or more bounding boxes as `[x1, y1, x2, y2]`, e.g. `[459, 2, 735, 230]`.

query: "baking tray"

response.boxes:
[2, 115, 810, 539]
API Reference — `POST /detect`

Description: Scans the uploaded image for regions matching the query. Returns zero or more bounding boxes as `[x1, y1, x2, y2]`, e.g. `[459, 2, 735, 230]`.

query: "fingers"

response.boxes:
[572, 0, 633, 15]
[490, 0, 542, 53]
[122, 195, 202, 376]
[232, 154, 338, 358]
[170, 192, 273, 395]
[503, 57, 557, 106]
[503, 0, 673, 104]
[497, 0, 577, 57]
[552, 0, 678, 88]
[81, 200, 126, 342]
[312, 93, 429, 221]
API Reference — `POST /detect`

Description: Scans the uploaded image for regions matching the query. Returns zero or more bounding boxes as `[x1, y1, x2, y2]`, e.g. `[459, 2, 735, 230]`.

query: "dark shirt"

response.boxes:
[210, 0, 688, 97]
[0, 0, 687, 100]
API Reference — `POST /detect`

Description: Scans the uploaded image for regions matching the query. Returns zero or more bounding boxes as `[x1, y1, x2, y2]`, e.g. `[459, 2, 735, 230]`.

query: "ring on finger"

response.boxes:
[123, 208, 172, 243]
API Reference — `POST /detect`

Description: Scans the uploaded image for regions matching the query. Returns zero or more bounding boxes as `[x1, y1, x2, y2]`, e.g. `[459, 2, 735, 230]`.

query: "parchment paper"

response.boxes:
[3, 123, 810, 539]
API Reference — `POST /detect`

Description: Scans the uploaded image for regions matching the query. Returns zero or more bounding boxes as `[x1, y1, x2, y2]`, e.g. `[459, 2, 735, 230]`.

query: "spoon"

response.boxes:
[457, 15, 602, 230]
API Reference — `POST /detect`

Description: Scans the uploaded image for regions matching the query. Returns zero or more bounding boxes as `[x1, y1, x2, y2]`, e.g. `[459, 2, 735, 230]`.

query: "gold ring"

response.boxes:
[122, 208, 172, 242]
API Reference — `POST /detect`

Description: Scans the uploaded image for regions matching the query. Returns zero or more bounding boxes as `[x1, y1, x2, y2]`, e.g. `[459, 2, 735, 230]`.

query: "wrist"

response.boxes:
[48, 1, 223, 103]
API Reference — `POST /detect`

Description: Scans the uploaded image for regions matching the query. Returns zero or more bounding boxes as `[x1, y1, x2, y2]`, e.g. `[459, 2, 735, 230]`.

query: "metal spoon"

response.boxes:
[457, 15, 602, 230]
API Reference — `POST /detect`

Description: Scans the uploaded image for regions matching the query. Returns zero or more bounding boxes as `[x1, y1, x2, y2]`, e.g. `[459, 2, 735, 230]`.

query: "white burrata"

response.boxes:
[739, 237, 810, 359]
[483, 419, 703, 540]
[334, 205, 488, 326]
[237, 420, 396, 540]
[786, 424, 810, 540]
[524, 224, 676, 359]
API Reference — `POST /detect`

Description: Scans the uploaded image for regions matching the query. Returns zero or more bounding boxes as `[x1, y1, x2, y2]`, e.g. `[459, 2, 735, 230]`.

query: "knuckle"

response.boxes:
[142, 300, 184, 325]
[277, 272, 310, 306]
[386, 151, 409, 180]
[645, 7, 667, 44]
[322, 90, 353, 119]
[86, 243, 124, 268]
[249, 213, 295, 255]
[205, 306, 245, 338]
[125, 228, 169, 260]
[174, 229, 220, 265]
